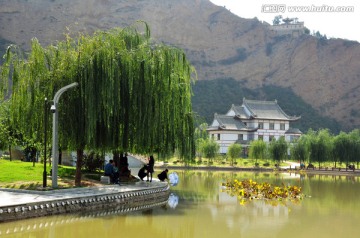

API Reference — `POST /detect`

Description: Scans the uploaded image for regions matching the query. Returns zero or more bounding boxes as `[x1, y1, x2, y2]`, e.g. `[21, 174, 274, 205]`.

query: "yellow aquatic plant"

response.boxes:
[222, 179, 304, 205]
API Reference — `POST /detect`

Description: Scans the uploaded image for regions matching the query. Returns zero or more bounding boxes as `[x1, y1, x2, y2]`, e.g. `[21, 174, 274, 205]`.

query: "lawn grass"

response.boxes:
[0, 158, 103, 190]
[0, 159, 50, 182]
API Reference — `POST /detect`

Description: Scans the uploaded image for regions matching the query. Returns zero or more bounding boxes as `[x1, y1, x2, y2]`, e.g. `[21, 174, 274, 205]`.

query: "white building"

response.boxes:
[269, 17, 305, 37]
[207, 98, 302, 154]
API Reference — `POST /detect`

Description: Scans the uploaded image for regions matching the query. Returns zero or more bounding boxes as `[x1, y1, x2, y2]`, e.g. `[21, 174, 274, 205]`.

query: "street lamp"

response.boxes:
[43, 97, 48, 188]
[51, 82, 78, 188]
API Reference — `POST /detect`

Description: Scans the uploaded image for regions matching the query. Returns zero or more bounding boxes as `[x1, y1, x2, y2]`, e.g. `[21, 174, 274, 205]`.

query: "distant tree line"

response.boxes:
[248, 129, 360, 169]
[195, 122, 360, 169]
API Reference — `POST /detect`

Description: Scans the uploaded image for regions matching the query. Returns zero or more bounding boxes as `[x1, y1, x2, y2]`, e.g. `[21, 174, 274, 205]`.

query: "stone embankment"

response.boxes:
[0, 181, 170, 223]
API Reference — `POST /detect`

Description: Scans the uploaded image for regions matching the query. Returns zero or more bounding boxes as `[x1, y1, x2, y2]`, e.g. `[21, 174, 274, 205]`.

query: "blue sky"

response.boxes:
[210, 0, 359, 42]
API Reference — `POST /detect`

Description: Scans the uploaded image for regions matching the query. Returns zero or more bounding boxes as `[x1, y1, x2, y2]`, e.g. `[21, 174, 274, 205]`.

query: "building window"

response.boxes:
[269, 123, 274, 130]
[258, 135, 263, 141]
[238, 134, 243, 141]
[280, 123, 285, 130]
[269, 135, 275, 141]
[217, 134, 220, 140]
[258, 122, 263, 129]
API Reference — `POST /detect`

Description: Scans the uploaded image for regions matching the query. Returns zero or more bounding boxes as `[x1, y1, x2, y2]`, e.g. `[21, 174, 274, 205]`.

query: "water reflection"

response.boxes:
[1, 171, 360, 238]
[167, 193, 179, 209]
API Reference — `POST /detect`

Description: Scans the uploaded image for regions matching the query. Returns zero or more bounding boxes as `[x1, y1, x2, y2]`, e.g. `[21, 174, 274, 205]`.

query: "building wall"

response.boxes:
[255, 119, 289, 142]
[209, 119, 295, 153]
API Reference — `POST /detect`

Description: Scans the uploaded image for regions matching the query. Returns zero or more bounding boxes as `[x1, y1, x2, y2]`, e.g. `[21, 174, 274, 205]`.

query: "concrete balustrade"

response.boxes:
[0, 182, 170, 223]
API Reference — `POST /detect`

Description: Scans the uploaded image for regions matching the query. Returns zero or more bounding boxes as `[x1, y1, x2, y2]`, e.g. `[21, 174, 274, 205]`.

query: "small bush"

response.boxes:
[83, 151, 105, 172]
[58, 166, 75, 177]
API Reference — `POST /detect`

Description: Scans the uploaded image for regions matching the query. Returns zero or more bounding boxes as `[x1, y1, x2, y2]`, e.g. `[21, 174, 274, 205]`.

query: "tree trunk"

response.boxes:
[8, 145, 12, 161]
[113, 150, 120, 169]
[58, 148, 62, 165]
[75, 148, 83, 186]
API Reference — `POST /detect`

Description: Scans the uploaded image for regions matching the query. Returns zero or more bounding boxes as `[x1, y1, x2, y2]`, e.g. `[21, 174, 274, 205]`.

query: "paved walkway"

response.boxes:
[0, 180, 165, 208]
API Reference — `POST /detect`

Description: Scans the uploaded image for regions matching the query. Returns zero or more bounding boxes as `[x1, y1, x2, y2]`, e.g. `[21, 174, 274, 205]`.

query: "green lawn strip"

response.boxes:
[0, 158, 103, 190]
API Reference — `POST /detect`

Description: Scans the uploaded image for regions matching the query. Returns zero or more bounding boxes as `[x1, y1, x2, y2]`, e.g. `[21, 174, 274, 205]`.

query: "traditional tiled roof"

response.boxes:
[242, 98, 300, 121]
[285, 128, 303, 134]
[229, 104, 248, 119]
[207, 114, 257, 131]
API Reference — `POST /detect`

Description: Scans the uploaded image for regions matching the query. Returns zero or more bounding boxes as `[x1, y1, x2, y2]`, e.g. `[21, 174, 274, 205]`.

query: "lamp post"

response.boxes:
[43, 97, 48, 188]
[51, 82, 78, 188]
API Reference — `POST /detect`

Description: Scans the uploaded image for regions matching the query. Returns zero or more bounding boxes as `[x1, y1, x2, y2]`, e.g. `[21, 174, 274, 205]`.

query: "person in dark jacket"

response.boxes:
[147, 155, 155, 182]
[157, 169, 168, 182]
[138, 165, 148, 181]
[104, 160, 119, 184]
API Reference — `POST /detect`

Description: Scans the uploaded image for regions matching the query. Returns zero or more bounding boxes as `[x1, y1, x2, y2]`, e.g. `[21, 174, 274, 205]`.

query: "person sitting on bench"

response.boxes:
[104, 160, 119, 184]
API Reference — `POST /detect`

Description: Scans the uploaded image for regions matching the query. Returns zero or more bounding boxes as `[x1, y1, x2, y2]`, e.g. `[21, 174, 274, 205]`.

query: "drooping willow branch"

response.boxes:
[0, 23, 196, 159]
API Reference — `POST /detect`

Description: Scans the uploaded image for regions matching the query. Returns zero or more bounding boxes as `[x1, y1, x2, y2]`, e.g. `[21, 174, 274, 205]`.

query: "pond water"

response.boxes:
[1, 170, 360, 238]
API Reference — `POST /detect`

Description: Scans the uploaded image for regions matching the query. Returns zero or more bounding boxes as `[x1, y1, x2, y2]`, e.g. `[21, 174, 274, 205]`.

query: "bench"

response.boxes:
[100, 176, 111, 184]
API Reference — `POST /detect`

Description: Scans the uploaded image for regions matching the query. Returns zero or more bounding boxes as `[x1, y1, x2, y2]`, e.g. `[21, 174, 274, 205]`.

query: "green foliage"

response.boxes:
[308, 129, 332, 167]
[194, 123, 209, 141]
[272, 15, 282, 25]
[199, 138, 219, 161]
[287, 129, 360, 167]
[333, 130, 360, 166]
[304, 27, 310, 35]
[227, 143, 242, 166]
[57, 165, 76, 178]
[0, 37, 12, 65]
[0, 23, 196, 162]
[0, 101, 24, 155]
[82, 151, 105, 172]
[249, 140, 267, 164]
[0, 103, 9, 150]
[192, 78, 256, 123]
[290, 136, 309, 163]
[260, 85, 341, 133]
[195, 123, 209, 158]
[268, 136, 288, 164]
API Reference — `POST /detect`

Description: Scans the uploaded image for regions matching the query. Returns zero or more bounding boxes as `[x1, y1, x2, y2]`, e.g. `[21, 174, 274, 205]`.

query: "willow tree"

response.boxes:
[249, 139, 267, 166]
[308, 129, 332, 169]
[290, 136, 309, 165]
[1, 23, 196, 186]
[268, 136, 288, 165]
[227, 143, 242, 166]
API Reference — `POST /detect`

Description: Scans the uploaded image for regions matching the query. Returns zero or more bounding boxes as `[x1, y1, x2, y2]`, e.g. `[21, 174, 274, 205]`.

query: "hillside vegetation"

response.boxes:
[192, 78, 341, 133]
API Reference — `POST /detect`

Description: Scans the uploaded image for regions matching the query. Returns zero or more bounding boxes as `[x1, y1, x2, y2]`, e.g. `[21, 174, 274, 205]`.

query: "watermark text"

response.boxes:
[261, 4, 354, 13]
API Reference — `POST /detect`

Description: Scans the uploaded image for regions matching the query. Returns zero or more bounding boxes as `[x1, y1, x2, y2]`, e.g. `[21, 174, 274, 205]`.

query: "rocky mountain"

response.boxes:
[1, 0, 360, 131]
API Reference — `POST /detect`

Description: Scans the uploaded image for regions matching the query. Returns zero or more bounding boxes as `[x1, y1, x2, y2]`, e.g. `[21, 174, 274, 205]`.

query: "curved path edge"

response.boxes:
[0, 181, 170, 223]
